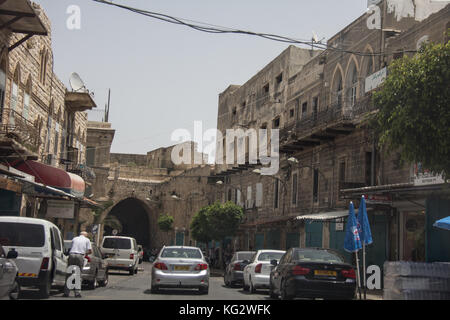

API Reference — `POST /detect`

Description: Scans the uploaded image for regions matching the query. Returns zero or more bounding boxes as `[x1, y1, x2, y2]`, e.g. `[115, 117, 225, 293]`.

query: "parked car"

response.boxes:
[224, 251, 255, 287]
[100, 236, 139, 275]
[0, 217, 67, 299]
[243, 250, 285, 293]
[269, 247, 356, 300]
[64, 240, 109, 289]
[151, 246, 209, 294]
[0, 244, 19, 300]
[137, 245, 144, 264]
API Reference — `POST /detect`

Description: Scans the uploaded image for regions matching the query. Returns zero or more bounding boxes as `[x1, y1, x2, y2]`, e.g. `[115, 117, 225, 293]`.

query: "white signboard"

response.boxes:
[413, 163, 445, 186]
[46, 200, 75, 219]
[365, 67, 387, 93]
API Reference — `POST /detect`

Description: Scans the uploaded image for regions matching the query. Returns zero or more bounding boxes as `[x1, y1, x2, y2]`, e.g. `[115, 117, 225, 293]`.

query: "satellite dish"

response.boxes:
[312, 31, 319, 43]
[69, 72, 87, 92]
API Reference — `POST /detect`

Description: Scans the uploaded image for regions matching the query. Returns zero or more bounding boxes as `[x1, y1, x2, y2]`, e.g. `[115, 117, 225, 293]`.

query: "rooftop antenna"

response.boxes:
[104, 89, 110, 122]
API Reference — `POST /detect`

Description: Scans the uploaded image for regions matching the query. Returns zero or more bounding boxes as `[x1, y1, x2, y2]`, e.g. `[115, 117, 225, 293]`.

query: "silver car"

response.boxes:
[151, 246, 209, 294]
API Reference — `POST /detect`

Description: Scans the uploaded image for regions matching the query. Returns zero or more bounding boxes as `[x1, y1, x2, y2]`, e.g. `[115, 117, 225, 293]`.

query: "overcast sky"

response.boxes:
[34, 0, 368, 158]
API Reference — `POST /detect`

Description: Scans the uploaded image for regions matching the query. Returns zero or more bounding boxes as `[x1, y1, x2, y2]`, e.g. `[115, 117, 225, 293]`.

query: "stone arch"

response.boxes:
[359, 45, 376, 94]
[330, 63, 345, 108]
[344, 55, 360, 108]
[100, 197, 157, 249]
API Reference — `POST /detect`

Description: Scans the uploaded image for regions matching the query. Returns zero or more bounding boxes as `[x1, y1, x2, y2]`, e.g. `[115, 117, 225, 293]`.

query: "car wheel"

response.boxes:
[134, 266, 138, 274]
[280, 280, 293, 300]
[199, 286, 209, 295]
[129, 267, 135, 275]
[39, 278, 52, 299]
[224, 273, 231, 287]
[98, 270, 109, 287]
[249, 276, 256, 294]
[269, 282, 278, 299]
[9, 281, 20, 300]
[88, 270, 98, 290]
[151, 285, 159, 294]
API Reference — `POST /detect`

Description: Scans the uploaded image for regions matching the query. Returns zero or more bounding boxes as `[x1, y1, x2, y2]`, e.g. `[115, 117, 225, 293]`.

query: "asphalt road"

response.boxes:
[18, 262, 270, 300]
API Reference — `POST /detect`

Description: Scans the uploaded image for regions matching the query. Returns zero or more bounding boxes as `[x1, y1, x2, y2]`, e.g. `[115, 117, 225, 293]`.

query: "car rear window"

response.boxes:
[294, 249, 344, 263]
[102, 238, 131, 249]
[160, 248, 202, 259]
[257, 251, 284, 261]
[237, 252, 254, 261]
[0, 222, 45, 247]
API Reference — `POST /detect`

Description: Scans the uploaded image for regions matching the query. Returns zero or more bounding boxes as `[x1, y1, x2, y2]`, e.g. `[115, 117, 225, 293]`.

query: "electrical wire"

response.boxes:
[91, 0, 418, 57]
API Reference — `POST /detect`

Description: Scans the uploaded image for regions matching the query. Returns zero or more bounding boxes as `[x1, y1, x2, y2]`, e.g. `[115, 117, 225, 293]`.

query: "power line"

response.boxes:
[91, 0, 418, 57]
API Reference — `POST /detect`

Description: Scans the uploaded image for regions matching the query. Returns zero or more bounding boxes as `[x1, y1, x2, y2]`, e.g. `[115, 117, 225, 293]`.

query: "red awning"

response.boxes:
[12, 160, 85, 198]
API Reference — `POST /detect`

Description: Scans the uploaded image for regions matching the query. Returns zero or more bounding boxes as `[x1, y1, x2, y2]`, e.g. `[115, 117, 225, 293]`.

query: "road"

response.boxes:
[18, 262, 270, 300]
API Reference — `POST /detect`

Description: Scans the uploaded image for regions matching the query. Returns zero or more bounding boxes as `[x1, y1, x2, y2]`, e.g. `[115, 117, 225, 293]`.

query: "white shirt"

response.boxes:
[70, 235, 92, 255]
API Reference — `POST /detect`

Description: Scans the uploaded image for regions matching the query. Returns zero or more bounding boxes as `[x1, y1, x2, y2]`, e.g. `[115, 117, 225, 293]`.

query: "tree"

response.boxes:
[190, 206, 214, 245]
[157, 213, 174, 233]
[371, 41, 450, 178]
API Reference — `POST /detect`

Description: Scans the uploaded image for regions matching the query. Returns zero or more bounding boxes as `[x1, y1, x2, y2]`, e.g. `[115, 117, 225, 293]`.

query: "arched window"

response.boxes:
[346, 61, 358, 107]
[331, 68, 343, 108]
[46, 100, 53, 153]
[361, 52, 375, 94]
[39, 49, 48, 85]
[23, 76, 31, 120]
[9, 64, 20, 125]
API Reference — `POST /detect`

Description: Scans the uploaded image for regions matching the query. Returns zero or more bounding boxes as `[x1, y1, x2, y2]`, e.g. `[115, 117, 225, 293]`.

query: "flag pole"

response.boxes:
[355, 250, 362, 299]
[363, 243, 367, 299]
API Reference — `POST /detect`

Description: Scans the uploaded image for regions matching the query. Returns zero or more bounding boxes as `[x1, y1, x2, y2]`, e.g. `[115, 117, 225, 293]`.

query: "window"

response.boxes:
[256, 183, 263, 207]
[0, 222, 45, 247]
[276, 73, 283, 84]
[289, 108, 295, 118]
[274, 180, 279, 209]
[86, 146, 95, 166]
[23, 77, 31, 120]
[39, 49, 48, 84]
[272, 117, 280, 128]
[228, 188, 232, 201]
[302, 102, 308, 117]
[232, 107, 237, 116]
[393, 51, 404, 60]
[339, 161, 346, 183]
[292, 173, 298, 205]
[313, 97, 319, 118]
[241, 101, 246, 109]
[102, 238, 131, 249]
[313, 169, 319, 203]
[365, 152, 373, 186]
[9, 65, 20, 125]
[348, 64, 358, 107]
[0, 58, 7, 117]
[333, 71, 343, 108]
[263, 83, 269, 94]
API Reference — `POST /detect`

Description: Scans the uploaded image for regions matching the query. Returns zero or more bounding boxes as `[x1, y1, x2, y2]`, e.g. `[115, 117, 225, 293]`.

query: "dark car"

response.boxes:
[224, 251, 255, 287]
[269, 247, 356, 300]
[64, 240, 108, 289]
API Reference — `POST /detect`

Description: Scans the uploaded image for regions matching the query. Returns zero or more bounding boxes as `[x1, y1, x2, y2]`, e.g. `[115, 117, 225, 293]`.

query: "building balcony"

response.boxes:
[0, 108, 41, 160]
[65, 91, 97, 112]
[280, 94, 375, 153]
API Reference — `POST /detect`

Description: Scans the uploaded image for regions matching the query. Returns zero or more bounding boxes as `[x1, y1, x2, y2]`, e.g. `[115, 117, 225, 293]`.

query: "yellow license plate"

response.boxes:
[314, 270, 337, 277]
[174, 265, 190, 271]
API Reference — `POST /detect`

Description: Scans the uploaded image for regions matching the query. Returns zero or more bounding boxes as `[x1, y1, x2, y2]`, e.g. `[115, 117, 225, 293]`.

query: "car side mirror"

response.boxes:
[7, 249, 18, 259]
[270, 259, 278, 266]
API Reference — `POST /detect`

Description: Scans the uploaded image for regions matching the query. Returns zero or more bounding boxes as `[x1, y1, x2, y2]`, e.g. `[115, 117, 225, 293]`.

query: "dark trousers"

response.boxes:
[63, 254, 84, 296]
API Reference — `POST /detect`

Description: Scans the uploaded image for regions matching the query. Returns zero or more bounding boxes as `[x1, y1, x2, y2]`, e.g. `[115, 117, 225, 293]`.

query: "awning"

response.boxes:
[295, 210, 349, 221]
[12, 160, 85, 198]
[0, 0, 48, 51]
[19, 177, 75, 199]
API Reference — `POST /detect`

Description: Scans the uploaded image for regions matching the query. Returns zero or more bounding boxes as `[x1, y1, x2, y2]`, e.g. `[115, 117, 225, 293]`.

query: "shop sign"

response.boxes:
[413, 163, 445, 186]
[46, 200, 74, 219]
[365, 67, 387, 93]
[364, 194, 392, 205]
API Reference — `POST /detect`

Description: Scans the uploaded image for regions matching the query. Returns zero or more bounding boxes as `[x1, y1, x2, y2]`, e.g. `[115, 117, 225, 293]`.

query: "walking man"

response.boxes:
[63, 231, 92, 298]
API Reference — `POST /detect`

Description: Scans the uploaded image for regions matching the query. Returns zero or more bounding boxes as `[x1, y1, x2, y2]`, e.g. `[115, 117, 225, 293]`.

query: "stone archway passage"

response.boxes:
[105, 198, 151, 248]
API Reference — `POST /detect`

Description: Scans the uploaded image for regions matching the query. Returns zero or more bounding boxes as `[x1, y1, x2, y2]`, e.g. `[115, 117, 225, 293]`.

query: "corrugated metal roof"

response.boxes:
[295, 210, 348, 221]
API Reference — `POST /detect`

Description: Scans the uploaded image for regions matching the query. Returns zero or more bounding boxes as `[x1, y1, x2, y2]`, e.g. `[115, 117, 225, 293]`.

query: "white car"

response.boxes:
[243, 249, 285, 293]
[0, 217, 68, 299]
[101, 236, 139, 275]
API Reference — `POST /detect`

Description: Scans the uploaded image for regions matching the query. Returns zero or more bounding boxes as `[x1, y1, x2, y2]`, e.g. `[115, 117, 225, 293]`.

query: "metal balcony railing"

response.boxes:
[0, 108, 41, 152]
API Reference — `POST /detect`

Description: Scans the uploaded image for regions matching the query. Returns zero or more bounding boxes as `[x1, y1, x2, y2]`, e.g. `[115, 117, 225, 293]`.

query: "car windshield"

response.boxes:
[103, 238, 131, 249]
[160, 248, 202, 259]
[0, 222, 45, 247]
[236, 252, 254, 261]
[257, 252, 284, 261]
[294, 249, 344, 263]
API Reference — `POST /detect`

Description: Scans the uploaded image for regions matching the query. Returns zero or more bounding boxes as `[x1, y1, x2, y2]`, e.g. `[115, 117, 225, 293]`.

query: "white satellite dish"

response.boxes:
[69, 72, 87, 92]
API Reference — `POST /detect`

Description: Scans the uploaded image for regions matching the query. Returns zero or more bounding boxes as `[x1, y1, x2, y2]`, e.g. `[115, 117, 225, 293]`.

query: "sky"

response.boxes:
[34, 0, 369, 159]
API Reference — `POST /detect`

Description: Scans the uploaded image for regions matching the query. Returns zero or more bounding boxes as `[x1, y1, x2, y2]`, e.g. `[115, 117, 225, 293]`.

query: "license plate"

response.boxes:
[174, 265, 190, 271]
[314, 270, 337, 277]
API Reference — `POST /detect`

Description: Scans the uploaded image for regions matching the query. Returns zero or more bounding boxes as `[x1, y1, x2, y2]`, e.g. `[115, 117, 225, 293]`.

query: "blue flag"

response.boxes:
[357, 196, 373, 245]
[344, 202, 362, 253]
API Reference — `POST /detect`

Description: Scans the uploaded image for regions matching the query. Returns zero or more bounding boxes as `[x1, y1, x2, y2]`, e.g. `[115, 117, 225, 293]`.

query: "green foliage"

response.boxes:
[371, 41, 450, 178]
[157, 213, 174, 233]
[190, 202, 244, 244]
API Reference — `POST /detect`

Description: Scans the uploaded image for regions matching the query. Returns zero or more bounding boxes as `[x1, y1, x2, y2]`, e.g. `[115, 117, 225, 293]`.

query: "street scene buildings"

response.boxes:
[0, 0, 449, 301]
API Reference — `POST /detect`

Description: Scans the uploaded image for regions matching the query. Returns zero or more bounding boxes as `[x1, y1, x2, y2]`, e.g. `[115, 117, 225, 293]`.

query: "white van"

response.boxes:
[101, 236, 139, 275]
[0, 217, 68, 298]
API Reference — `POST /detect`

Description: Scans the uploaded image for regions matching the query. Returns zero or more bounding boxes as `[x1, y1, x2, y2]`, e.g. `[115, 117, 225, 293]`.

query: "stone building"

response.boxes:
[210, 1, 450, 270]
[0, 1, 96, 239]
